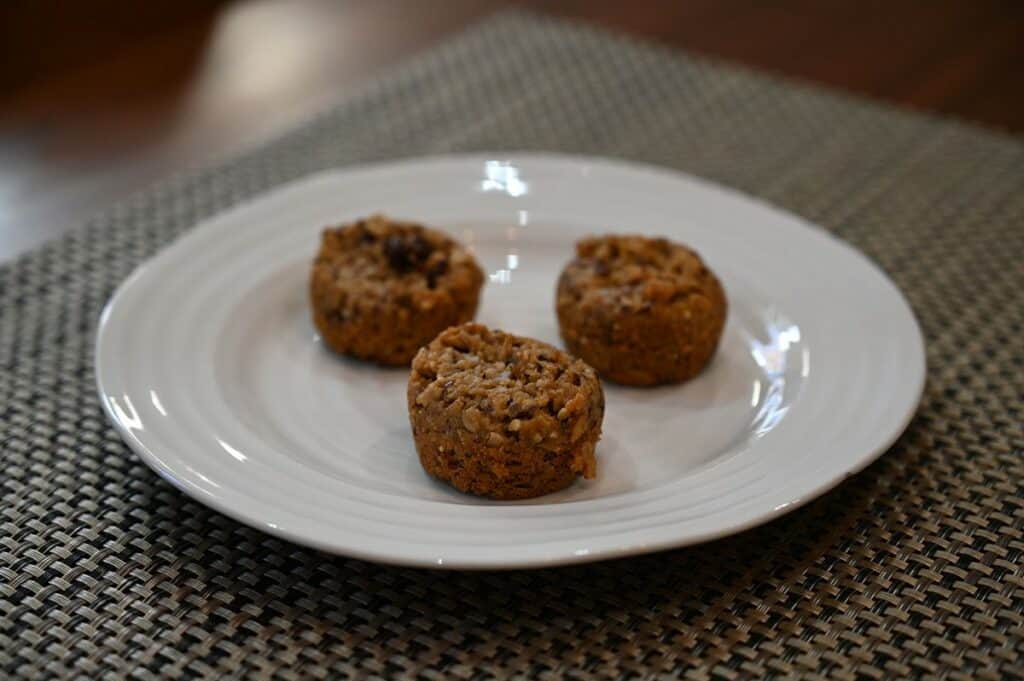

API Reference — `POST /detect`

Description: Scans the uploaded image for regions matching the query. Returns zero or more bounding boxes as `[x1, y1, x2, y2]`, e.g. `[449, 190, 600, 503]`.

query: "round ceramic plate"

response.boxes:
[96, 154, 925, 569]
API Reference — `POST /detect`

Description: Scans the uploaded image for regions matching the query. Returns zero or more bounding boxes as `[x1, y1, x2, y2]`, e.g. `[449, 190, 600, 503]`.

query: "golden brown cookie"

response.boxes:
[407, 323, 604, 500]
[310, 215, 484, 366]
[556, 235, 727, 386]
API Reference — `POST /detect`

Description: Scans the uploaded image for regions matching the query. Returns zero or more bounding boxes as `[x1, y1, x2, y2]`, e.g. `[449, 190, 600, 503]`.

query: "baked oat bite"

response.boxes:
[556, 235, 727, 386]
[310, 214, 484, 366]
[407, 323, 604, 500]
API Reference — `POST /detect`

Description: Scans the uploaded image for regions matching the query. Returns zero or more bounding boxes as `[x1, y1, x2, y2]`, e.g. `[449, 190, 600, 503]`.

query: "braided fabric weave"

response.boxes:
[2, 12, 1022, 680]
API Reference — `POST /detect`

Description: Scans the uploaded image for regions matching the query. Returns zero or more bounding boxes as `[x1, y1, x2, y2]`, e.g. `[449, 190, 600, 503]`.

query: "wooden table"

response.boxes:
[2, 0, 1021, 262]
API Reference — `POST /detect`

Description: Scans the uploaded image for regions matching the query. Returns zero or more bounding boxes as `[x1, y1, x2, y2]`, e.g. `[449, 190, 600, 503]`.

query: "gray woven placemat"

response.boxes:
[2, 10, 1023, 680]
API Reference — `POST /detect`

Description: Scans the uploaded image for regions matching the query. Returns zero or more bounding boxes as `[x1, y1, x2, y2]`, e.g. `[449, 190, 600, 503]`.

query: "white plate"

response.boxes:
[96, 154, 925, 569]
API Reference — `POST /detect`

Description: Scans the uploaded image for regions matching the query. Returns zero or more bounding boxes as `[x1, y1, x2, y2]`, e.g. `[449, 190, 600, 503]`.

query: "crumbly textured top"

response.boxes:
[313, 214, 482, 307]
[409, 324, 603, 462]
[560, 235, 719, 309]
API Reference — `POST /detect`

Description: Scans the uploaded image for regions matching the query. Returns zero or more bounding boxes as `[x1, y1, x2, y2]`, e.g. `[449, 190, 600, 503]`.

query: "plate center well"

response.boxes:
[213, 227, 807, 505]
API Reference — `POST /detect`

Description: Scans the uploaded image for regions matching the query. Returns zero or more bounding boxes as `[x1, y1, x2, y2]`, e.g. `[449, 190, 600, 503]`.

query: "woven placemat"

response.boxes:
[2, 11, 1022, 679]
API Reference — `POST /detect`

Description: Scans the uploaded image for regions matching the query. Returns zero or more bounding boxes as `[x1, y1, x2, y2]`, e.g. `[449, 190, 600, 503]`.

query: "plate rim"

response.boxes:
[95, 151, 927, 569]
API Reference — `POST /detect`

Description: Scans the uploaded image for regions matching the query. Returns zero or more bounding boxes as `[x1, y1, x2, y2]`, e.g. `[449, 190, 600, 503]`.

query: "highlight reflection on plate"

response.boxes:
[97, 153, 924, 568]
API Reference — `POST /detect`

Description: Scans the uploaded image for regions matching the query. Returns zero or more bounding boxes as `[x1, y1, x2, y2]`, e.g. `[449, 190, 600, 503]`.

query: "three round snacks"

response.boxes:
[310, 216, 726, 499]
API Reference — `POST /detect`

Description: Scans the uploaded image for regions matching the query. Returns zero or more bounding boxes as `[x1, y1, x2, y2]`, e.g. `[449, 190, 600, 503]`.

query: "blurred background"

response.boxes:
[2, 0, 1022, 261]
